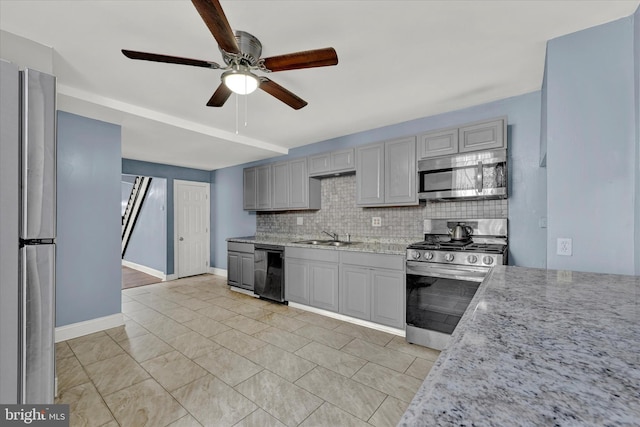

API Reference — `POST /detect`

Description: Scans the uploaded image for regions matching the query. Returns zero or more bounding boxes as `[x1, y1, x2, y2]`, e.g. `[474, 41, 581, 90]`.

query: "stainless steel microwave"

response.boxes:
[418, 149, 507, 201]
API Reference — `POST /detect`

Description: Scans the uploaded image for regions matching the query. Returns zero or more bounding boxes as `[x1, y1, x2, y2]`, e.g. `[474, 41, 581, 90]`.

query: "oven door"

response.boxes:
[406, 261, 488, 338]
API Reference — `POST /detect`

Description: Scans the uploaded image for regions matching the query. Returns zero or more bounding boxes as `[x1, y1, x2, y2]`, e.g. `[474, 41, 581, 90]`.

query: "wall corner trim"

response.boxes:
[55, 313, 124, 343]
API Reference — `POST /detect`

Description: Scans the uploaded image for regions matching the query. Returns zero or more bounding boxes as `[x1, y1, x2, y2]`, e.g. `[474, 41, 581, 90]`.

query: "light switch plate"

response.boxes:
[372, 217, 381, 227]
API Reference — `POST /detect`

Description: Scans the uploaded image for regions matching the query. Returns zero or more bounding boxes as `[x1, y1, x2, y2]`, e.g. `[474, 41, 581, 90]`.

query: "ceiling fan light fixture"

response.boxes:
[222, 66, 259, 95]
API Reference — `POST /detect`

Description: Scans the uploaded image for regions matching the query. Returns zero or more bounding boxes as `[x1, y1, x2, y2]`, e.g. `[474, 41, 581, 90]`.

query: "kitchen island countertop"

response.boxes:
[399, 265, 640, 426]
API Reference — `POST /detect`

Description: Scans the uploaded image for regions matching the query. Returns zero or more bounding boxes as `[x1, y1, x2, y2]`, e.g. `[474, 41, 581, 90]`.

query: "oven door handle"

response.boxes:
[406, 261, 488, 282]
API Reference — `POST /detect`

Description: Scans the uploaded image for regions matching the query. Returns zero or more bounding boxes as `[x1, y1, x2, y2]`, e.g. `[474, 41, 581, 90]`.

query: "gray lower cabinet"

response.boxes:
[227, 242, 254, 291]
[356, 137, 417, 207]
[339, 252, 405, 329]
[285, 247, 339, 312]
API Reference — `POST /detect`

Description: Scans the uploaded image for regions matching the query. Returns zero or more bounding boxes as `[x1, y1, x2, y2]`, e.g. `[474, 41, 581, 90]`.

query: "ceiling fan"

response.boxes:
[122, 0, 338, 110]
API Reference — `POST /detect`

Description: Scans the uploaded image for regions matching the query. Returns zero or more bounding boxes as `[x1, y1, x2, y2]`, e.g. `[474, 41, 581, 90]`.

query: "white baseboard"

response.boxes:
[164, 273, 178, 282]
[287, 302, 406, 337]
[209, 267, 227, 277]
[55, 313, 124, 343]
[122, 260, 166, 280]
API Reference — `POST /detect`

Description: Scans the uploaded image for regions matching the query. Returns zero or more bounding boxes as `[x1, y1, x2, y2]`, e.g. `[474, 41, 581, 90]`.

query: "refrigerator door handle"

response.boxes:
[19, 247, 27, 403]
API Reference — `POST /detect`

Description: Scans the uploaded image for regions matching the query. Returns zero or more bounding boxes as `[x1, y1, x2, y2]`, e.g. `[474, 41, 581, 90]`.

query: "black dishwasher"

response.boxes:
[253, 244, 286, 303]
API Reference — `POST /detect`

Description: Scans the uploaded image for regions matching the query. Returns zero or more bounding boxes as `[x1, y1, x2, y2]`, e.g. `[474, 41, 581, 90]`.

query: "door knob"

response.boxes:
[179, 237, 184, 241]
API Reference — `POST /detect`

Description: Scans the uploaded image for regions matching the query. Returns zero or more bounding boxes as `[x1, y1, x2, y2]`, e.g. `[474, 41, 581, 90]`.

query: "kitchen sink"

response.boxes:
[293, 239, 333, 245]
[293, 239, 356, 246]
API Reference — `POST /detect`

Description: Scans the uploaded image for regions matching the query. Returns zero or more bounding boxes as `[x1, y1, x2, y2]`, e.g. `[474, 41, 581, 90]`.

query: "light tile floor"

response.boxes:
[55, 274, 440, 427]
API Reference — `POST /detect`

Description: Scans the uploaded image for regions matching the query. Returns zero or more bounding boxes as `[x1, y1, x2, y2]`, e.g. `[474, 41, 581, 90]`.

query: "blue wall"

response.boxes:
[121, 159, 210, 275]
[123, 177, 167, 273]
[56, 111, 122, 326]
[211, 91, 546, 270]
[545, 16, 637, 274]
[635, 7, 640, 276]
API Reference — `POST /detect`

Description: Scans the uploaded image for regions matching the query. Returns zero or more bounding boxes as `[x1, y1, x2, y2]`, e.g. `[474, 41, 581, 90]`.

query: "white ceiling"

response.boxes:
[1, 1, 638, 171]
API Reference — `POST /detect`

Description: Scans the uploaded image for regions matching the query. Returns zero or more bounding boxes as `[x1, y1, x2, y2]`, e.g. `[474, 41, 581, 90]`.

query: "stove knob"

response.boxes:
[424, 252, 434, 260]
[467, 255, 478, 264]
[444, 253, 454, 262]
[483, 256, 494, 265]
[411, 250, 421, 260]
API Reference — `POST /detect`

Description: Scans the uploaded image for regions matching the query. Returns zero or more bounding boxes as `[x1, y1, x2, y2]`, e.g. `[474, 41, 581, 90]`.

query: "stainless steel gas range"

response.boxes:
[405, 218, 508, 350]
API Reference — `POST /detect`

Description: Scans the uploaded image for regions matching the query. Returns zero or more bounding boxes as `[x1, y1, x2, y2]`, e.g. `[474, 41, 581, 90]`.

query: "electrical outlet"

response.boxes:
[297, 217, 303, 225]
[372, 217, 382, 227]
[557, 238, 572, 256]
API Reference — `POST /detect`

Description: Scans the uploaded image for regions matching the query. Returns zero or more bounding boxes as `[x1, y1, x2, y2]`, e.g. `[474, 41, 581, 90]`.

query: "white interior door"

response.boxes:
[175, 180, 210, 278]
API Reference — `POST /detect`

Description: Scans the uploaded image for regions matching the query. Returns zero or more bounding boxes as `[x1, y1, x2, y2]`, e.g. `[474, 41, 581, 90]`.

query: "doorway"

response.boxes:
[174, 179, 210, 278]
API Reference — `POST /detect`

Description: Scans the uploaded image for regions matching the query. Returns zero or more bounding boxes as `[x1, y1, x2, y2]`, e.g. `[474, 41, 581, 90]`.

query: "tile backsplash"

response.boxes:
[256, 175, 507, 240]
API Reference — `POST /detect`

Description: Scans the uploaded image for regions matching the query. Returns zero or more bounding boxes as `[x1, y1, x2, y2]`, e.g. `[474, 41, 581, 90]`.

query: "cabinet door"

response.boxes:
[243, 167, 257, 210]
[309, 261, 339, 312]
[308, 153, 330, 176]
[384, 136, 417, 205]
[459, 118, 505, 153]
[256, 165, 271, 209]
[330, 148, 355, 172]
[240, 253, 254, 290]
[371, 269, 405, 329]
[340, 266, 371, 320]
[271, 162, 289, 209]
[356, 143, 384, 206]
[285, 258, 309, 304]
[418, 128, 458, 159]
[289, 158, 308, 208]
[227, 252, 240, 286]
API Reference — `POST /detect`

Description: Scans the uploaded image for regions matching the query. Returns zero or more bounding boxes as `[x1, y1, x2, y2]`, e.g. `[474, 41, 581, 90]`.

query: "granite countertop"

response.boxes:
[399, 265, 640, 426]
[226, 235, 411, 255]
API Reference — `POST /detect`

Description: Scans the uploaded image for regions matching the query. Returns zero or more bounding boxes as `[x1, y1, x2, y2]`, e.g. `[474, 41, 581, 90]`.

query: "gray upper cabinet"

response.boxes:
[289, 158, 310, 208]
[256, 165, 272, 210]
[385, 137, 417, 205]
[243, 158, 320, 211]
[308, 148, 355, 177]
[418, 127, 458, 159]
[419, 116, 507, 159]
[271, 161, 290, 209]
[356, 137, 417, 207]
[243, 167, 257, 210]
[459, 118, 505, 153]
[356, 142, 385, 205]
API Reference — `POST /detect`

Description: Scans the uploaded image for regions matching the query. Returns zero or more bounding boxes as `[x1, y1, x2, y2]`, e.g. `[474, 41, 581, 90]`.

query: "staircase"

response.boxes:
[122, 176, 152, 257]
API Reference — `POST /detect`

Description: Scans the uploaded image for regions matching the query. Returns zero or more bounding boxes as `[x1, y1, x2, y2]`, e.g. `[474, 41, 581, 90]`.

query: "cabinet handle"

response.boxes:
[476, 161, 483, 193]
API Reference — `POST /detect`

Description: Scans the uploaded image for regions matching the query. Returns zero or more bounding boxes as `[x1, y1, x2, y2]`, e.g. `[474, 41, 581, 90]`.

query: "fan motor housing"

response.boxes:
[220, 30, 262, 66]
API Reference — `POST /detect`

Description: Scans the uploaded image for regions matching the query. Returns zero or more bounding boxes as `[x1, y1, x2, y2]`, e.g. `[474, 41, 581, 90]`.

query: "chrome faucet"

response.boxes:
[322, 230, 339, 241]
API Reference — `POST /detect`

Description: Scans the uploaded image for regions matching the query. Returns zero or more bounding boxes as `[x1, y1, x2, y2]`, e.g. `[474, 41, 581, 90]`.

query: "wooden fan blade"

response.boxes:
[191, 0, 240, 54]
[122, 50, 220, 69]
[262, 48, 338, 72]
[259, 78, 307, 110]
[207, 83, 232, 107]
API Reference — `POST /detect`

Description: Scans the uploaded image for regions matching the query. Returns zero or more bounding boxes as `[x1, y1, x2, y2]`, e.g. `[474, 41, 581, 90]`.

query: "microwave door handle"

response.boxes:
[476, 161, 483, 193]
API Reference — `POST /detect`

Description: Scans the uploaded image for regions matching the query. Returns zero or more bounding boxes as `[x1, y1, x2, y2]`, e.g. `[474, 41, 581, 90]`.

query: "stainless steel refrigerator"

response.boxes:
[0, 59, 57, 404]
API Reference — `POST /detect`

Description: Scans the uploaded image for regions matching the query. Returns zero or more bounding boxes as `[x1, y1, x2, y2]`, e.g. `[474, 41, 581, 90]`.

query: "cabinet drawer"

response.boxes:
[228, 242, 254, 253]
[339, 252, 404, 270]
[285, 247, 339, 263]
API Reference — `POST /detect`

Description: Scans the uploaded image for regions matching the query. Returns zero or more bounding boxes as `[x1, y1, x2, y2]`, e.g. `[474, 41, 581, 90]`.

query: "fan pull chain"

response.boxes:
[235, 92, 239, 135]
